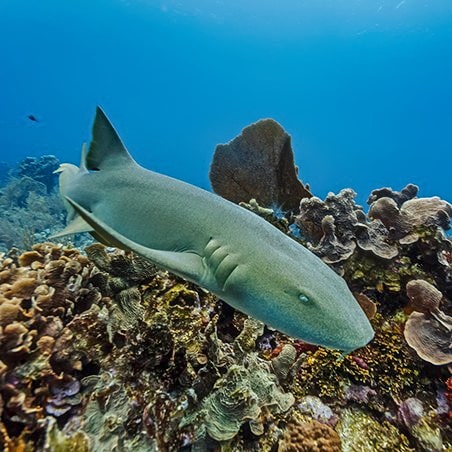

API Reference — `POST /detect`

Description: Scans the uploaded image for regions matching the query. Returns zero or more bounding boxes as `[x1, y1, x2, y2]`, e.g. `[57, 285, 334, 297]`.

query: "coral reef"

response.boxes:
[296, 186, 452, 301]
[209, 119, 311, 210]
[1, 232, 451, 450]
[0, 244, 296, 450]
[16, 155, 60, 193]
[1, 139, 451, 449]
[0, 156, 89, 252]
[0, 161, 10, 187]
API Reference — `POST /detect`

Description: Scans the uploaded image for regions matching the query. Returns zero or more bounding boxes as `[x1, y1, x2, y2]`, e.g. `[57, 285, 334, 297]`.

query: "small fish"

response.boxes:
[53, 107, 374, 353]
[27, 114, 39, 122]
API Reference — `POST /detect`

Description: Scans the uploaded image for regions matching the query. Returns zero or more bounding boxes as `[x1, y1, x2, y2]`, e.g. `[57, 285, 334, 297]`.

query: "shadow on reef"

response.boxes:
[0, 120, 451, 451]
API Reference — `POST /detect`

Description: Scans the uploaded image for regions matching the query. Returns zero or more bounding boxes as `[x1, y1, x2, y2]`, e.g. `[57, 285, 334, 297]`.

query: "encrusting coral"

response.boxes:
[338, 408, 413, 451]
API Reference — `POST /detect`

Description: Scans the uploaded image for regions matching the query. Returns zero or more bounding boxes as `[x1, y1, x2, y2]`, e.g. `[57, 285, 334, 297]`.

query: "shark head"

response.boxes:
[225, 244, 374, 353]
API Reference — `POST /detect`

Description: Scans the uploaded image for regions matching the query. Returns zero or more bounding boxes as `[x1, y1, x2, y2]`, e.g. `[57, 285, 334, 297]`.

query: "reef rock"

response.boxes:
[209, 119, 311, 210]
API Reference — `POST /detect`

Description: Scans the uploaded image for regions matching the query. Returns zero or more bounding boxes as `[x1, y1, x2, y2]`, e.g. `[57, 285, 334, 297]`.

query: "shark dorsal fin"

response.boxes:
[86, 106, 136, 171]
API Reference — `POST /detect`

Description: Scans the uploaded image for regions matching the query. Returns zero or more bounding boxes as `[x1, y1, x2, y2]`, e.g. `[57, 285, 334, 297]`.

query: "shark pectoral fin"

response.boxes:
[64, 196, 205, 282]
[49, 215, 94, 239]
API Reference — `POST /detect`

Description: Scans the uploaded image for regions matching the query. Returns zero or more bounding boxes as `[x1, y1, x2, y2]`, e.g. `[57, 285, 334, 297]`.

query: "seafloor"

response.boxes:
[0, 120, 451, 451]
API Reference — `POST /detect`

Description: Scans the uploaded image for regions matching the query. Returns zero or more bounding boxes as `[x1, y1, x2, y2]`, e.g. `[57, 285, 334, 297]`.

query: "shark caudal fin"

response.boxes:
[51, 107, 136, 241]
[86, 106, 136, 171]
[50, 145, 94, 240]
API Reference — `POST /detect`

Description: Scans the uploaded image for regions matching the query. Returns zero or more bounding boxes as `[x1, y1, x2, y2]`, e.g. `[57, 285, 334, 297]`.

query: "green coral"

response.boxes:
[63, 375, 156, 452]
[44, 418, 90, 452]
[338, 408, 413, 452]
[411, 416, 443, 452]
[293, 314, 421, 400]
[182, 354, 294, 442]
[345, 254, 431, 295]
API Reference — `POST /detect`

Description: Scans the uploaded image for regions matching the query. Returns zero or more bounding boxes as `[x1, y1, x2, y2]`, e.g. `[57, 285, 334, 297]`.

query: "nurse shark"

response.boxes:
[53, 107, 374, 352]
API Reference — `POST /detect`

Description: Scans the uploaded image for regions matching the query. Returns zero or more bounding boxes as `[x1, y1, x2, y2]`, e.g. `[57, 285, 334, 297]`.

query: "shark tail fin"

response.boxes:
[79, 142, 88, 172]
[53, 163, 82, 222]
[51, 158, 93, 240]
[86, 106, 136, 171]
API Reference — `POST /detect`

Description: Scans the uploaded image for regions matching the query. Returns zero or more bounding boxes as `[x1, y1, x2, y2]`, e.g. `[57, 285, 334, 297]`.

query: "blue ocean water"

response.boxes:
[0, 0, 451, 206]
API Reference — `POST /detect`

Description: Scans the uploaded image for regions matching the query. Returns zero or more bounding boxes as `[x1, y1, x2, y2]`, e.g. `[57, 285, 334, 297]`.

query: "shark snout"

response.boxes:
[339, 315, 374, 354]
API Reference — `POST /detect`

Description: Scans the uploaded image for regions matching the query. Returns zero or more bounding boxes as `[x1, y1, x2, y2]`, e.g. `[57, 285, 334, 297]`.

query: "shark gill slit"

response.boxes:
[215, 255, 239, 291]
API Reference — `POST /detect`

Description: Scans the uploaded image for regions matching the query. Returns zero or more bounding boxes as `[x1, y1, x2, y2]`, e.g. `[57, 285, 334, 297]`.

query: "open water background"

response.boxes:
[0, 0, 451, 206]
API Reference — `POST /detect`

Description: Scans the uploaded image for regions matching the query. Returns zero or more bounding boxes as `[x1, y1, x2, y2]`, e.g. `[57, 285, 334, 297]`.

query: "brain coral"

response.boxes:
[278, 418, 341, 452]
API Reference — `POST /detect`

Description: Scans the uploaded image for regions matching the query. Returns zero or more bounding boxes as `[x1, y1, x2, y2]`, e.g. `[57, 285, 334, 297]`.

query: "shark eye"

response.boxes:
[298, 293, 310, 304]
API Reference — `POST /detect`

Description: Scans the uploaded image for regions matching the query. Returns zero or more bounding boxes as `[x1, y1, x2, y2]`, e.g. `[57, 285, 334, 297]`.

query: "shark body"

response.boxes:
[55, 107, 374, 352]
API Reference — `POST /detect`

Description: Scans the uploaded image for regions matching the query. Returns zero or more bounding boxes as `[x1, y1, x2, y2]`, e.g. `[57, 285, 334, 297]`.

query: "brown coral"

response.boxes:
[297, 189, 363, 243]
[209, 119, 311, 210]
[406, 279, 443, 313]
[367, 197, 413, 238]
[278, 418, 341, 452]
[404, 310, 452, 365]
[367, 183, 419, 206]
[370, 195, 452, 242]
[353, 293, 377, 320]
[0, 243, 101, 446]
[403, 280, 452, 365]
[307, 215, 356, 264]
